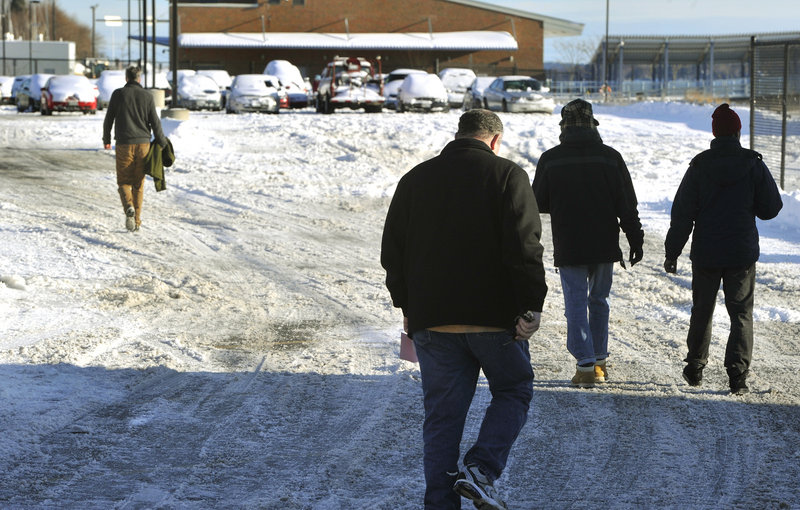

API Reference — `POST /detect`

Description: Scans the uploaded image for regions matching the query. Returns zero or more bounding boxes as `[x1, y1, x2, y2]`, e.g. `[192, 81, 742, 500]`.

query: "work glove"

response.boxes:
[629, 247, 644, 267]
[664, 258, 677, 274]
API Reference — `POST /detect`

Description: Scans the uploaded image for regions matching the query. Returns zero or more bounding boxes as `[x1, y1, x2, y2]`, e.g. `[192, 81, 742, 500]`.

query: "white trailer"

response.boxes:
[1, 39, 76, 76]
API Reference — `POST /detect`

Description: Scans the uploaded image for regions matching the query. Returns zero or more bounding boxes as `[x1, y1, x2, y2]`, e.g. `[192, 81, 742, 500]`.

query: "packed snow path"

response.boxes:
[1, 106, 798, 508]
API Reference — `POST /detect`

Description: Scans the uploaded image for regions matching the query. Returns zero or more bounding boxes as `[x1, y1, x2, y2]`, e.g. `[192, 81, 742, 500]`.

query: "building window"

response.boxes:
[267, 0, 279, 4]
[293, 0, 305, 4]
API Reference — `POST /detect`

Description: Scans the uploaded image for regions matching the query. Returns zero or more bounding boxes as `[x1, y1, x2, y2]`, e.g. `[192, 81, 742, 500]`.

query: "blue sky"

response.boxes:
[55, 0, 798, 62]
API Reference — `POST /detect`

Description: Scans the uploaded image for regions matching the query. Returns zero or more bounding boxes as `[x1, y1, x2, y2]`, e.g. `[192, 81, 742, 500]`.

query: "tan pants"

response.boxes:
[115, 143, 149, 228]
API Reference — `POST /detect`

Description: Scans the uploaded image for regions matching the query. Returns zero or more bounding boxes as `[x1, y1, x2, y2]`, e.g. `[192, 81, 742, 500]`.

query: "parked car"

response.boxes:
[176, 74, 223, 111]
[461, 76, 496, 111]
[0, 76, 14, 104]
[197, 69, 233, 108]
[438, 68, 477, 108]
[264, 60, 311, 108]
[95, 70, 126, 110]
[167, 69, 196, 83]
[10, 74, 31, 103]
[40, 75, 98, 115]
[226, 74, 287, 114]
[382, 68, 426, 109]
[481, 76, 555, 113]
[396, 73, 449, 113]
[314, 56, 384, 114]
[143, 71, 173, 105]
[15, 73, 53, 112]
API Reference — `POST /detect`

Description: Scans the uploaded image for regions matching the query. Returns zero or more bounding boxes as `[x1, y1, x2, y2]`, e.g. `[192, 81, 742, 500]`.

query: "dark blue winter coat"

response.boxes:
[665, 136, 783, 267]
[532, 127, 644, 267]
[381, 138, 548, 336]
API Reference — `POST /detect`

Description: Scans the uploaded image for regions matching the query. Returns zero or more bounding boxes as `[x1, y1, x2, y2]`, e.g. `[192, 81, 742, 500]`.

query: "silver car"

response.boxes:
[481, 76, 555, 113]
[226, 74, 286, 114]
[176, 74, 222, 111]
[461, 76, 496, 111]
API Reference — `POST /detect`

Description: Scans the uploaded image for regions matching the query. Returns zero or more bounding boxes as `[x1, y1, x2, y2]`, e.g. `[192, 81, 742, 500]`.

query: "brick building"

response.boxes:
[174, 0, 582, 78]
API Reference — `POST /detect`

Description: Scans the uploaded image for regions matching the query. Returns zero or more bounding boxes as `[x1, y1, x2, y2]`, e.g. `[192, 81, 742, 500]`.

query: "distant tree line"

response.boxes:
[4, 0, 98, 58]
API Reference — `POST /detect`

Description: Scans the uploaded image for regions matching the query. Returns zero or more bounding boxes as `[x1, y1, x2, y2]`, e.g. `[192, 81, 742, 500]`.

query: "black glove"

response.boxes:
[664, 258, 677, 274]
[629, 247, 643, 267]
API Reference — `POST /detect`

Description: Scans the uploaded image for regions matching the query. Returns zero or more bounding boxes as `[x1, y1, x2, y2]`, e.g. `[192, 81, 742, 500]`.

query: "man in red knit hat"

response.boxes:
[664, 103, 783, 395]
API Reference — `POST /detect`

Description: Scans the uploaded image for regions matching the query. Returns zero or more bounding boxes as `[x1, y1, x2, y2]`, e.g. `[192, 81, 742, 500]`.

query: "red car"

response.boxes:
[40, 75, 97, 115]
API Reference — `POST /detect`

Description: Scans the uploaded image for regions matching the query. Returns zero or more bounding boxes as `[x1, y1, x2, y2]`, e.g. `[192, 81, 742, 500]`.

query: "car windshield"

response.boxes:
[441, 72, 475, 90]
[51, 76, 87, 87]
[503, 79, 541, 92]
[235, 76, 272, 90]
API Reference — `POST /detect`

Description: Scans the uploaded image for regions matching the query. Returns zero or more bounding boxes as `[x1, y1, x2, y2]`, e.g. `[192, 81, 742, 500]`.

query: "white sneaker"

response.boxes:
[125, 206, 135, 232]
[453, 464, 507, 510]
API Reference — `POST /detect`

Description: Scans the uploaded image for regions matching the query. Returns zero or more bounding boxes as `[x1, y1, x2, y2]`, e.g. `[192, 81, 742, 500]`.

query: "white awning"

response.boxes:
[178, 31, 518, 51]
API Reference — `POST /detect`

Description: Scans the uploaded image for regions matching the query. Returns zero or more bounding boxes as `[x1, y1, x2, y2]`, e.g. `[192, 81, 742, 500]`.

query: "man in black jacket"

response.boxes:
[381, 109, 547, 510]
[533, 99, 644, 388]
[664, 103, 783, 395]
[102, 66, 167, 232]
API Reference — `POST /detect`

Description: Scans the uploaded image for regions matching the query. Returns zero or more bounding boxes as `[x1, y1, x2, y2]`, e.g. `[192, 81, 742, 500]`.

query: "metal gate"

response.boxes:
[750, 37, 800, 191]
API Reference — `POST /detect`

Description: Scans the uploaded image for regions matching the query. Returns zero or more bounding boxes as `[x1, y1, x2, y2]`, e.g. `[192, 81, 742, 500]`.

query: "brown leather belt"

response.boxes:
[427, 325, 506, 333]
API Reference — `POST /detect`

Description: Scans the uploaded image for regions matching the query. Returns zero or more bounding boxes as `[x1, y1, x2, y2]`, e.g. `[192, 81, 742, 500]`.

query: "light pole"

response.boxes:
[29, 0, 41, 73]
[2, 0, 7, 75]
[603, 0, 609, 102]
[90, 4, 98, 59]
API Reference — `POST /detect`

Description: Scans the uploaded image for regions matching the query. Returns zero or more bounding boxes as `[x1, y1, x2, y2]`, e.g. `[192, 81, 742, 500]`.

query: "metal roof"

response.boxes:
[174, 31, 519, 51]
[590, 32, 800, 66]
[442, 0, 584, 38]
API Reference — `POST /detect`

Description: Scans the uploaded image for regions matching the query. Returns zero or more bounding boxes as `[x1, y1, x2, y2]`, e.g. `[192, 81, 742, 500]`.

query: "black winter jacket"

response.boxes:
[532, 127, 643, 267]
[381, 138, 548, 337]
[665, 136, 783, 267]
[103, 81, 167, 147]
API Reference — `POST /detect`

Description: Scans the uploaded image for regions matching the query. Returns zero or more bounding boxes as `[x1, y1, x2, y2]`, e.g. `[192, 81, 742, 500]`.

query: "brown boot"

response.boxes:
[594, 360, 608, 383]
[571, 365, 595, 388]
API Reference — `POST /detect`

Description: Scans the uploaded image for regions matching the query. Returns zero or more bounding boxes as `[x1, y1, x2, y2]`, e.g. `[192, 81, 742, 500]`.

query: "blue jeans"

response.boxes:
[559, 263, 613, 365]
[413, 329, 534, 510]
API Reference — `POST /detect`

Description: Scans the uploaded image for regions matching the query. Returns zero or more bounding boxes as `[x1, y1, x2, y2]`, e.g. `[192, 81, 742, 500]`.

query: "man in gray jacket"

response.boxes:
[103, 66, 167, 232]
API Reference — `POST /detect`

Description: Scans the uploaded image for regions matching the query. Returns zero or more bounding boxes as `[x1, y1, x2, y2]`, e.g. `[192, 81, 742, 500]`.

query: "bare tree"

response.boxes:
[553, 36, 601, 81]
[6, 1, 95, 59]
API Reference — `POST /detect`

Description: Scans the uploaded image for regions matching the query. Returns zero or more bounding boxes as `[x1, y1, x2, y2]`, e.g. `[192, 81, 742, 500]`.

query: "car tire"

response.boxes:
[323, 95, 333, 114]
[502, 100, 508, 113]
[483, 98, 489, 110]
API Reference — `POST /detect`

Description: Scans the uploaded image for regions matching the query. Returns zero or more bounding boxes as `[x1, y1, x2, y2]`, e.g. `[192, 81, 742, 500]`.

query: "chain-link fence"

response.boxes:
[750, 37, 800, 191]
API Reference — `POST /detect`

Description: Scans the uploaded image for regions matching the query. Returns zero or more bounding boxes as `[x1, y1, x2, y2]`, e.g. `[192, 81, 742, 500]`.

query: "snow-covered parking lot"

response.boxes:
[1, 103, 799, 508]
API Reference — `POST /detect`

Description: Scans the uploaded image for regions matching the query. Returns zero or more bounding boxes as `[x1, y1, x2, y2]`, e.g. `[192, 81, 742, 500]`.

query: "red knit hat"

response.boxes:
[712, 103, 741, 137]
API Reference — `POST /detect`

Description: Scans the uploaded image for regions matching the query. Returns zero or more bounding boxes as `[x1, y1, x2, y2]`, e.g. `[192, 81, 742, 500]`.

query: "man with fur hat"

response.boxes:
[664, 103, 783, 395]
[533, 98, 644, 388]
